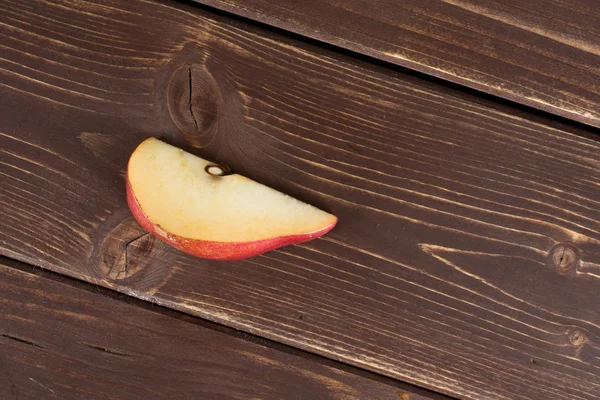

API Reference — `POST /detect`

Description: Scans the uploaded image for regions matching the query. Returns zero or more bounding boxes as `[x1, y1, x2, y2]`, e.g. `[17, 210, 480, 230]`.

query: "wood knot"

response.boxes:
[94, 216, 174, 291]
[567, 329, 586, 348]
[168, 64, 223, 148]
[547, 243, 579, 275]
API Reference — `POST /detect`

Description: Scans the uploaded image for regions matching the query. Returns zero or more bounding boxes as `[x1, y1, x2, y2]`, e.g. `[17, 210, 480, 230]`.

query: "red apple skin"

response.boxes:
[126, 177, 337, 260]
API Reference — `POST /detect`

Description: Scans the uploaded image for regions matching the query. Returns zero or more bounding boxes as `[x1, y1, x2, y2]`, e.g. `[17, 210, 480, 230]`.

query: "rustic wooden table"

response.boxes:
[1, 1, 599, 399]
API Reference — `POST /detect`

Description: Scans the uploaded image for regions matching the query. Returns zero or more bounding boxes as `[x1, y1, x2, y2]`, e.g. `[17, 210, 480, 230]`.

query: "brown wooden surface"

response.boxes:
[1, 257, 443, 400]
[1, 0, 600, 399]
[191, 0, 600, 128]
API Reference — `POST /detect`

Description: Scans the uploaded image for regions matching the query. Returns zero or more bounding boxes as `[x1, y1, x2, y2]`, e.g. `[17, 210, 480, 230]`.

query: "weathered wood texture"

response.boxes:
[192, 0, 600, 128]
[1, 0, 599, 399]
[1, 258, 440, 400]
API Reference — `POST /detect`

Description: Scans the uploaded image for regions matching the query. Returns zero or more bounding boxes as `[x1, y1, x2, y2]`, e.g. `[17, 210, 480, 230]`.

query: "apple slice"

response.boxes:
[126, 138, 337, 260]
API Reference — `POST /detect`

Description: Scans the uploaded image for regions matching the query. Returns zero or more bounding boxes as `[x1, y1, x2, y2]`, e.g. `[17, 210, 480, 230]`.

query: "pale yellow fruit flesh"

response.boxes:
[128, 138, 337, 242]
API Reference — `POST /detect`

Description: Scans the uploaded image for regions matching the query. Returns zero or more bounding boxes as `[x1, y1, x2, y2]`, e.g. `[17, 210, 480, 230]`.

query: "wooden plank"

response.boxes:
[1, 257, 441, 400]
[191, 0, 600, 128]
[1, 0, 599, 399]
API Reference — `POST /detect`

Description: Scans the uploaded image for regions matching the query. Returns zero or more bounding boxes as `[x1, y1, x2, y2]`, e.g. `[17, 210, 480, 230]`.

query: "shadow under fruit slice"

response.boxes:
[126, 138, 338, 260]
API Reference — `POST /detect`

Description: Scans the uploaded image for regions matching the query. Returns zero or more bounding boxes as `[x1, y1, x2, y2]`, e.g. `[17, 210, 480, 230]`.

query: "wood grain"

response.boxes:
[1, 257, 442, 400]
[1, 0, 599, 399]
[191, 0, 600, 128]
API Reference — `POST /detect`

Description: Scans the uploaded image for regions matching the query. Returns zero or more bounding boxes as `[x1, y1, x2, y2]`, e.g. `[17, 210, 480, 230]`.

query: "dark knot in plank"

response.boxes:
[91, 214, 175, 292]
[567, 329, 587, 348]
[168, 64, 223, 148]
[547, 243, 580, 275]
